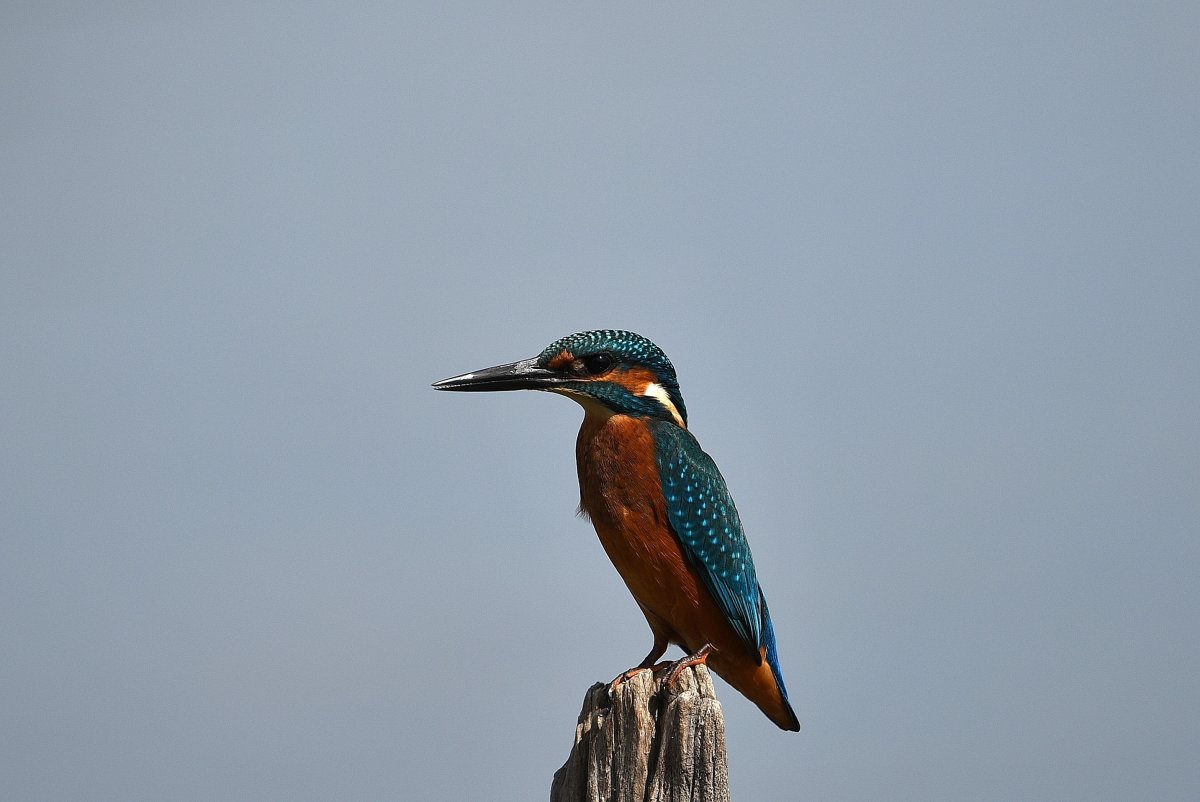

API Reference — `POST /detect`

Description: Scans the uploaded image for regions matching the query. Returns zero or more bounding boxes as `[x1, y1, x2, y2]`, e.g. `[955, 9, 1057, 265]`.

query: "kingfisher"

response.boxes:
[432, 330, 800, 731]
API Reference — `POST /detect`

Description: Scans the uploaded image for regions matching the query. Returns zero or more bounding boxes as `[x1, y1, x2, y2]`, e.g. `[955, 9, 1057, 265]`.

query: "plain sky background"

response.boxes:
[3, 3, 1198, 800]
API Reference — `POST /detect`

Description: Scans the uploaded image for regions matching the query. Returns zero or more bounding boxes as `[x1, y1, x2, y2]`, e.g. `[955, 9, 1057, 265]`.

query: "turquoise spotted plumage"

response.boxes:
[652, 421, 761, 649]
[651, 419, 791, 700]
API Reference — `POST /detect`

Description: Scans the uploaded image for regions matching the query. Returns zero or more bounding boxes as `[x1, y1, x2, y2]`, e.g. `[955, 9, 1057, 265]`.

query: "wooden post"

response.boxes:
[550, 666, 730, 802]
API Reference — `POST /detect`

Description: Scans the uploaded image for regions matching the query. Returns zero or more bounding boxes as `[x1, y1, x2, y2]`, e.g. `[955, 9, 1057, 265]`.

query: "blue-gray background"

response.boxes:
[3, 4, 1197, 800]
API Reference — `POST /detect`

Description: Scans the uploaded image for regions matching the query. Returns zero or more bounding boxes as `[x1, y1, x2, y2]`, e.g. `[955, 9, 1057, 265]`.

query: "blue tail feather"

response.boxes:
[761, 608, 790, 702]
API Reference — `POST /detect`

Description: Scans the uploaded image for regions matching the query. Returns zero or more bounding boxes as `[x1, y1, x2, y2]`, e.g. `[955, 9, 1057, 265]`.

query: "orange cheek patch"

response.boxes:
[619, 366, 661, 394]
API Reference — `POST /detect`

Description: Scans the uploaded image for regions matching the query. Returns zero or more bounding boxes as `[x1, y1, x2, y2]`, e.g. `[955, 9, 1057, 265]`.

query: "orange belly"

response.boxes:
[575, 410, 795, 729]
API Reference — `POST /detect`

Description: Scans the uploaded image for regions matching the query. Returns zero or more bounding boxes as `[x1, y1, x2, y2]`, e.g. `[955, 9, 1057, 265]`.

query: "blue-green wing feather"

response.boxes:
[651, 420, 764, 659]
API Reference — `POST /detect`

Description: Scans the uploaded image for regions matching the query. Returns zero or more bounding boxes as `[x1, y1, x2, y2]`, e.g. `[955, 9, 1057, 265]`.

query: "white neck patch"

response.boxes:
[641, 381, 686, 427]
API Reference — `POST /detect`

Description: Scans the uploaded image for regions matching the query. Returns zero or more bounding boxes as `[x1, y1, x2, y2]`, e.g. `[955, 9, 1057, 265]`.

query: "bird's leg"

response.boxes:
[609, 632, 670, 688]
[663, 642, 716, 686]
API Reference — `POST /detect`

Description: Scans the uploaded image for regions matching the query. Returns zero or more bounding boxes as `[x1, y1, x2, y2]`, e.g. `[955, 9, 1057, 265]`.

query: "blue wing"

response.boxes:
[650, 420, 766, 660]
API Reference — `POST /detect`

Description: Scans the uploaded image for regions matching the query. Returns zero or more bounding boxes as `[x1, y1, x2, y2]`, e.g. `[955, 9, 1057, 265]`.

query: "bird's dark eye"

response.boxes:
[582, 353, 613, 375]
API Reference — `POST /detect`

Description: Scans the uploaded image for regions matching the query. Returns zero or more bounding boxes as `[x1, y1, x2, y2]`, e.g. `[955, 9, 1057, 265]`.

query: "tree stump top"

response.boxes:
[550, 666, 729, 802]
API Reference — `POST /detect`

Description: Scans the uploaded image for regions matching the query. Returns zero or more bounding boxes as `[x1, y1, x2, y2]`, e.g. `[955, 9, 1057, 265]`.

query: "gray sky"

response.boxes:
[3, 3, 1198, 800]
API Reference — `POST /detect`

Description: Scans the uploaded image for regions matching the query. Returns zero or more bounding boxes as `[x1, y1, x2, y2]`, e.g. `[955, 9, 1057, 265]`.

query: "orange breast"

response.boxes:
[575, 410, 798, 730]
[575, 412, 731, 651]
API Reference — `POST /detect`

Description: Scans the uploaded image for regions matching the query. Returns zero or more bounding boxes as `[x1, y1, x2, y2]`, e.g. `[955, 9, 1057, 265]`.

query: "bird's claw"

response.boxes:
[663, 643, 715, 686]
[607, 660, 673, 699]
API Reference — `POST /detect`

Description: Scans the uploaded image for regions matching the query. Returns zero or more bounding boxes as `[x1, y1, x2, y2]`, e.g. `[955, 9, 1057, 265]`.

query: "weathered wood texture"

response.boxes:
[550, 666, 730, 802]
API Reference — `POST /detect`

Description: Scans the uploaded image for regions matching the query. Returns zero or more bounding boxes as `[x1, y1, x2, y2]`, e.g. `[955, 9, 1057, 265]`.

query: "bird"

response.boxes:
[432, 329, 800, 731]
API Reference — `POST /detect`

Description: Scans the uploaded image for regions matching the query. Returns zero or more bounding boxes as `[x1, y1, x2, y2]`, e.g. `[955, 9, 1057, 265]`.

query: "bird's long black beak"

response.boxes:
[431, 357, 564, 392]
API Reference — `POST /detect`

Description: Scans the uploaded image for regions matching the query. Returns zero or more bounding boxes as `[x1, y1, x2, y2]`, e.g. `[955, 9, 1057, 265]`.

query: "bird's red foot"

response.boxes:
[608, 635, 670, 692]
[663, 643, 716, 685]
[610, 660, 673, 689]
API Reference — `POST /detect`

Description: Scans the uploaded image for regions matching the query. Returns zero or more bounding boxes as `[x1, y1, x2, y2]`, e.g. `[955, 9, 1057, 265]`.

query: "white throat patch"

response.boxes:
[641, 381, 686, 427]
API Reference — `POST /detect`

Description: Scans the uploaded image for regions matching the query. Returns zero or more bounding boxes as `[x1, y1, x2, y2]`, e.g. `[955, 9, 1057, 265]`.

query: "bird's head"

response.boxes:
[432, 329, 688, 427]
